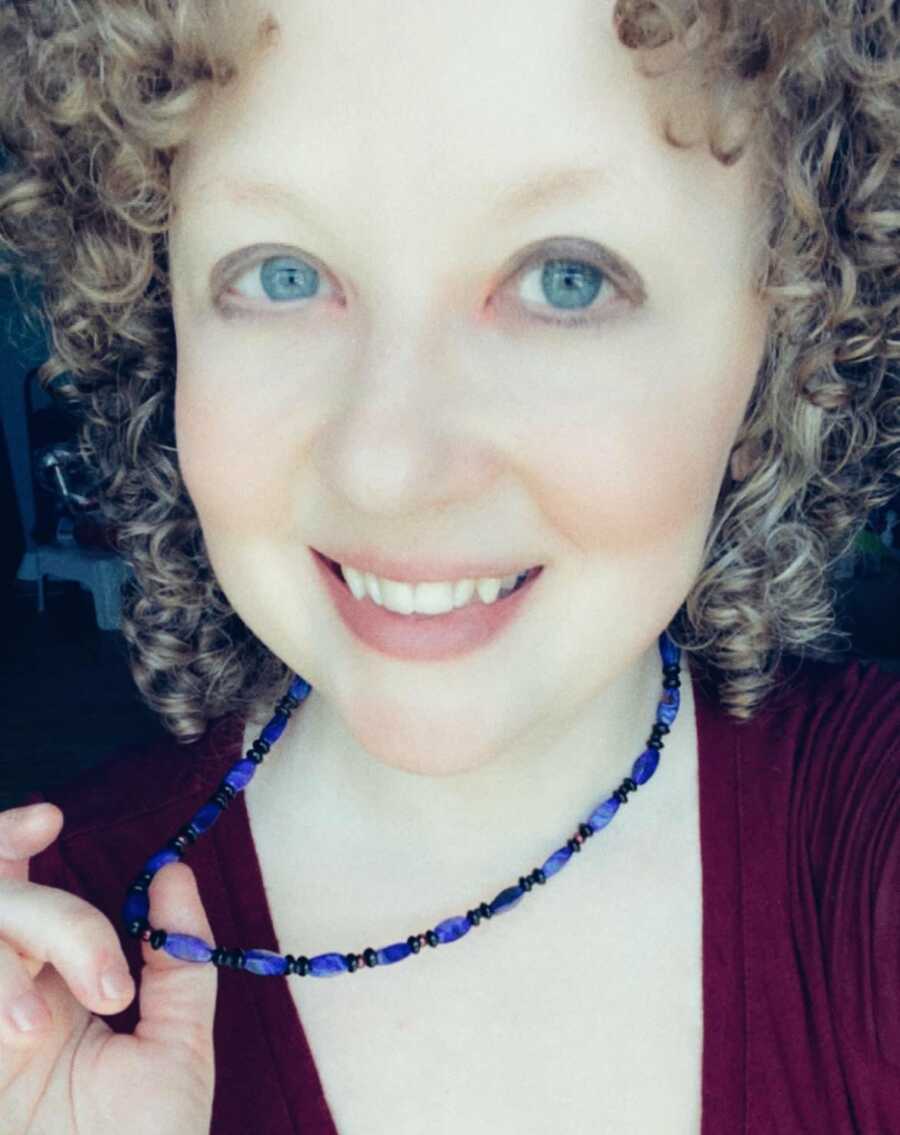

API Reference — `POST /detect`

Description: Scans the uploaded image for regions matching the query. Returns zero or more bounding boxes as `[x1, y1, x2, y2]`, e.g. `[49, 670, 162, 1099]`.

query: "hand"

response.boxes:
[0, 803, 217, 1134]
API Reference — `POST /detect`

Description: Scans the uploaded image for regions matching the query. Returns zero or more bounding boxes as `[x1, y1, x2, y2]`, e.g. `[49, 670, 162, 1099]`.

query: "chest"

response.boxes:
[247, 740, 705, 1134]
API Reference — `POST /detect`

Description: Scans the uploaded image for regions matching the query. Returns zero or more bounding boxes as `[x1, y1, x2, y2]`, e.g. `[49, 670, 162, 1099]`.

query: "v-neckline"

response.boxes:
[217, 659, 745, 1133]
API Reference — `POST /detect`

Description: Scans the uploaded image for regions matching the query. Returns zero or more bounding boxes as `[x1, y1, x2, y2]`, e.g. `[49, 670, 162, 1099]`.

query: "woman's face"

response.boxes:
[169, 0, 769, 778]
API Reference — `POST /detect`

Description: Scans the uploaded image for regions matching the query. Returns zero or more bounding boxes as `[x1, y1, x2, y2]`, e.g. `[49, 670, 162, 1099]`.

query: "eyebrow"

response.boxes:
[188, 164, 610, 224]
[487, 165, 609, 220]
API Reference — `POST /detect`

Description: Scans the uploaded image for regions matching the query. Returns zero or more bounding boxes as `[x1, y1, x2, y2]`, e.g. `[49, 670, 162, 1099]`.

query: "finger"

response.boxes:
[0, 937, 54, 1049]
[0, 879, 135, 1017]
[0, 805, 64, 884]
[134, 862, 218, 1065]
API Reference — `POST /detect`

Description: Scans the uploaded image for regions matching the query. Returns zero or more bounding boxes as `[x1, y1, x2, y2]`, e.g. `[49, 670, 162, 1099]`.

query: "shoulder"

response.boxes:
[737, 651, 900, 739]
[23, 715, 245, 887]
[718, 653, 900, 791]
[696, 652, 899, 818]
[765, 658, 900, 1096]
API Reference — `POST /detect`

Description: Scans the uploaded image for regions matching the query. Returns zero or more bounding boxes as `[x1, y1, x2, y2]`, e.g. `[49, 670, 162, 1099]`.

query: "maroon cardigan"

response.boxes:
[22, 656, 900, 1133]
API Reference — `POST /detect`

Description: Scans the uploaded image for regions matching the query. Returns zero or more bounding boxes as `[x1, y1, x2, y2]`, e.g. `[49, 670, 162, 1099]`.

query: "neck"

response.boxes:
[244, 646, 692, 893]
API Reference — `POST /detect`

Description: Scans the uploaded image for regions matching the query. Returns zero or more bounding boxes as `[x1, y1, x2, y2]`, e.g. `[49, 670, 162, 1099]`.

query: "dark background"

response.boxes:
[1, 272, 899, 815]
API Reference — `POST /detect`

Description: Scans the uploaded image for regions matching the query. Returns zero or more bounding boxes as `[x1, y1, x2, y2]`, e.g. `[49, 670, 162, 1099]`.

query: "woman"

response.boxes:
[0, 0, 897, 1131]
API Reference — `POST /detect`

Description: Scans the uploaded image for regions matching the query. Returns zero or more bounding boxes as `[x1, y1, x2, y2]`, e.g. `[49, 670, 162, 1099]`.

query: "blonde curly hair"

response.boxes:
[1, 0, 898, 740]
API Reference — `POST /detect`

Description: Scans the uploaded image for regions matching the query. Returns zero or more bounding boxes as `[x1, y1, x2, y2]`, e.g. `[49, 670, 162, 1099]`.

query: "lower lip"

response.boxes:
[311, 550, 544, 662]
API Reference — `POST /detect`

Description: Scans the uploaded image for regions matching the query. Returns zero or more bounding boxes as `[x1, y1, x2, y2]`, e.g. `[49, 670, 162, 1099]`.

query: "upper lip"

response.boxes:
[312, 547, 541, 583]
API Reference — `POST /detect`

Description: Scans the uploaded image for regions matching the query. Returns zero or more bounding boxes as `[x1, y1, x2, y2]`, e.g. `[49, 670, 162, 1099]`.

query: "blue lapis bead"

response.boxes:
[588, 796, 620, 832]
[261, 712, 289, 747]
[123, 890, 149, 926]
[542, 844, 573, 878]
[289, 676, 312, 702]
[658, 688, 680, 727]
[659, 631, 680, 668]
[163, 933, 214, 963]
[632, 747, 660, 785]
[243, 949, 290, 976]
[224, 759, 257, 793]
[146, 846, 181, 873]
[309, 952, 349, 977]
[378, 941, 413, 965]
[490, 883, 525, 915]
[490, 884, 525, 916]
[190, 801, 222, 836]
[434, 915, 471, 944]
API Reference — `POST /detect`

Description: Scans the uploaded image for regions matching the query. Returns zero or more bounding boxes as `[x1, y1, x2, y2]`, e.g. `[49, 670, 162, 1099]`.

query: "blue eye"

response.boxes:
[219, 247, 619, 327]
[515, 257, 612, 327]
[543, 260, 604, 309]
[227, 254, 331, 305]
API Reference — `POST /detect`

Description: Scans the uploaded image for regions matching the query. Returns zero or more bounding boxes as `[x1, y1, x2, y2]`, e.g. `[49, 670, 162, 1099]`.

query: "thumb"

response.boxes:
[133, 861, 218, 1059]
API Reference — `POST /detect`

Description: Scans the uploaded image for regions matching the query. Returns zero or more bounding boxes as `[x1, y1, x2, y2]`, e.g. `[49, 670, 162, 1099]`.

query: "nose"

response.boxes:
[310, 320, 499, 517]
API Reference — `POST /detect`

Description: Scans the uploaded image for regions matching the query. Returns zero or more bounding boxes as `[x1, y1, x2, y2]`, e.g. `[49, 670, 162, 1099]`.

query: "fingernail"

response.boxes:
[8, 991, 51, 1033]
[100, 966, 133, 1001]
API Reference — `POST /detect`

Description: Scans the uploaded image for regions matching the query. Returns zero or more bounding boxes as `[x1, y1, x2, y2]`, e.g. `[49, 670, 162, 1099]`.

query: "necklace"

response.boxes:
[123, 630, 682, 977]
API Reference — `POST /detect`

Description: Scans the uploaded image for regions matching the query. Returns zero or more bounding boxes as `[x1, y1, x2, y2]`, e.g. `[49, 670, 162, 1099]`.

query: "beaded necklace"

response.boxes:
[123, 629, 682, 977]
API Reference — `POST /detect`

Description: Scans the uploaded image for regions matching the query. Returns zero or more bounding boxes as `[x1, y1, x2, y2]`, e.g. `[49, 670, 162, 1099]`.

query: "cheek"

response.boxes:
[174, 362, 296, 534]
[527, 355, 755, 558]
[526, 419, 719, 558]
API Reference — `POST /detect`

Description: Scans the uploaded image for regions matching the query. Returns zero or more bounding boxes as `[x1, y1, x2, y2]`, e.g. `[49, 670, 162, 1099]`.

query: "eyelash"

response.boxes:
[217, 248, 622, 328]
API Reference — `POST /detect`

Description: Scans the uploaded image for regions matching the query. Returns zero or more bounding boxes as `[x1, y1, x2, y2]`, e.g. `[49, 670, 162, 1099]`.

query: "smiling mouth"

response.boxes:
[320, 553, 541, 600]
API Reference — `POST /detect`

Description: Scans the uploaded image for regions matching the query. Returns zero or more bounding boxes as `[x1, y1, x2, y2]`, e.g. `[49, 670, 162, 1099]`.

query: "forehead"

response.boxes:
[175, 0, 713, 204]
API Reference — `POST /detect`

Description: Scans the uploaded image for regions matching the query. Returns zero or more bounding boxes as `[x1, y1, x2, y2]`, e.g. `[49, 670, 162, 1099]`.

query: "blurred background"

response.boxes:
[1, 257, 899, 814]
[0, 271, 167, 811]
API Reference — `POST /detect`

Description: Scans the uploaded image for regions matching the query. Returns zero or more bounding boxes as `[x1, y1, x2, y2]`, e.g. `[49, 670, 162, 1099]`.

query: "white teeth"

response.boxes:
[338, 563, 526, 615]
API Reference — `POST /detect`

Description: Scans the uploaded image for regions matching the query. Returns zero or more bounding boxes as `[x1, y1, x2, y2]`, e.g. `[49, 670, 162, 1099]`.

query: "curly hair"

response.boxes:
[1, 0, 898, 740]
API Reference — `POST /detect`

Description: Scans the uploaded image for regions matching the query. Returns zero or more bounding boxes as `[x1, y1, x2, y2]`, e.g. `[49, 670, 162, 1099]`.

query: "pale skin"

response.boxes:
[0, 2, 769, 1130]
[168, 0, 769, 881]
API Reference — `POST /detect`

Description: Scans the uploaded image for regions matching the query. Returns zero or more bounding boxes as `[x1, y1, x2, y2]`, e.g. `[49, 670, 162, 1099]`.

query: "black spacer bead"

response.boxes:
[533, 868, 547, 885]
[578, 823, 593, 839]
[425, 930, 438, 948]
[285, 954, 310, 976]
[167, 835, 188, 855]
[251, 737, 271, 756]
[647, 738, 663, 750]
[211, 789, 232, 809]
[652, 722, 670, 736]
[345, 953, 358, 973]
[178, 823, 200, 845]
[363, 947, 378, 967]
[567, 837, 582, 853]
[149, 928, 168, 950]
[663, 676, 681, 689]
[662, 663, 681, 676]
[247, 749, 264, 765]
[407, 935, 422, 954]
[519, 875, 533, 892]
[467, 909, 481, 926]
[478, 901, 493, 920]
[126, 916, 149, 938]
[613, 776, 638, 804]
